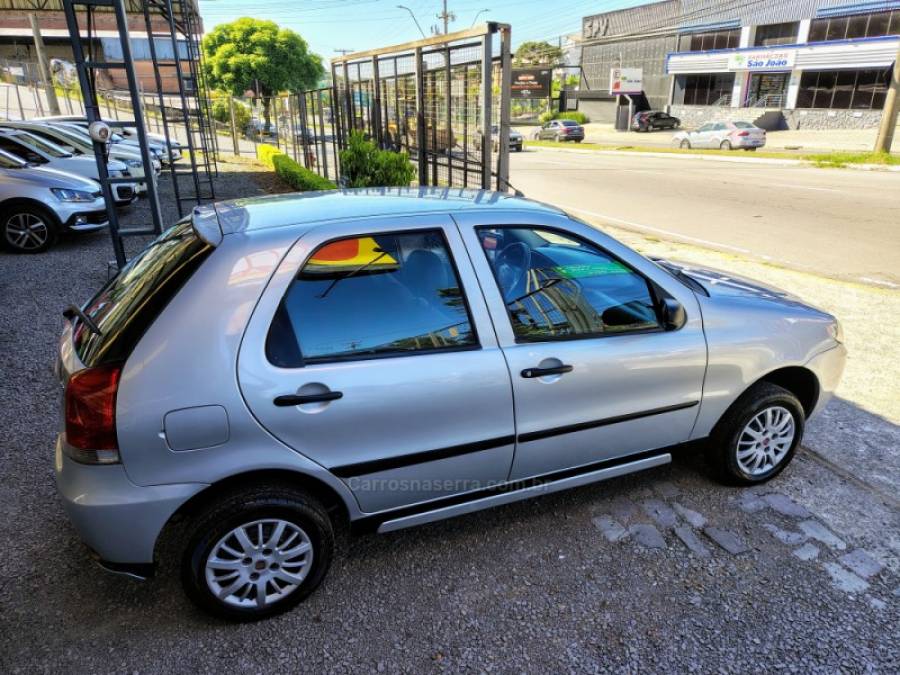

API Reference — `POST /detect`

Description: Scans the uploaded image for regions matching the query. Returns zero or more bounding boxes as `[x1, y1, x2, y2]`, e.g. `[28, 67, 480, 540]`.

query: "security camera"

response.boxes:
[88, 121, 111, 143]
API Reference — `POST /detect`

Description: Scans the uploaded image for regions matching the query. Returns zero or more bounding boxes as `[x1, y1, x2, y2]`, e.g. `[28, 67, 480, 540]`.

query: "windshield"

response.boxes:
[48, 125, 90, 147]
[0, 149, 26, 168]
[73, 218, 213, 367]
[15, 131, 71, 158]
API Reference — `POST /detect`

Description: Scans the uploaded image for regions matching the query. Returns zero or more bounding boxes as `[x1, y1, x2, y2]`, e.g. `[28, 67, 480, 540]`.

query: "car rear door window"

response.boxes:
[476, 227, 661, 341]
[267, 229, 477, 366]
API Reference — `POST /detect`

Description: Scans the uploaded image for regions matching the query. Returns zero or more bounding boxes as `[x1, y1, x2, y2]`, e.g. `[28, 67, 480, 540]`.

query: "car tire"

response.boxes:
[181, 484, 335, 622]
[708, 382, 805, 486]
[720, 140, 733, 151]
[0, 203, 58, 254]
[680, 140, 691, 149]
[745, 147, 757, 152]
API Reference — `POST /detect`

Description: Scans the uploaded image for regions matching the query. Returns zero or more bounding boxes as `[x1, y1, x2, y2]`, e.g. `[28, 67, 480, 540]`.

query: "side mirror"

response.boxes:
[661, 298, 686, 331]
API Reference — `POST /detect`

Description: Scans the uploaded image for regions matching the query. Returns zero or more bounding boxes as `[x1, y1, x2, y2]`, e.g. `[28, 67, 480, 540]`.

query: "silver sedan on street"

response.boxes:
[54, 188, 845, 620]
[673, 121, 767, 151]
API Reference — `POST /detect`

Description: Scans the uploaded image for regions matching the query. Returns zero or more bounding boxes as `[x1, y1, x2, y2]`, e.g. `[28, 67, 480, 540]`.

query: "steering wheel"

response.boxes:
[495, 242, 531, 301]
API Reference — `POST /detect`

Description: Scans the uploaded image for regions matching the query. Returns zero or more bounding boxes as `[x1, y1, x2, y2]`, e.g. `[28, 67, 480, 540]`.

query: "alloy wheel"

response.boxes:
[736, 406, 795, 476]
[5, 212, 49, 251]
[204, 518, 314, 609]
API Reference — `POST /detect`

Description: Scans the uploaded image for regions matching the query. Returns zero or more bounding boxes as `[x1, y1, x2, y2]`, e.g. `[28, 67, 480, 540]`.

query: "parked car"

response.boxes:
[0, 148, 107, 253]
[0, 129, 136, 206]
[632, 111, 680, 132]
[0, 120, 160, 194]
[474, 125, 524, 152]
[35, 116, 182, 164]
[538, 119, 585, 142]
[673, 121, 766, 151]
[55, 189, 845, 621]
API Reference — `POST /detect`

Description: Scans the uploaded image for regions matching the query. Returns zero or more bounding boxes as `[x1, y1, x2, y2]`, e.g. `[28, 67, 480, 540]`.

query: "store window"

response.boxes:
[808, 10, 900, 43]
[754, 22, 799, 46]
[796, 68, 892, 110]
[677, 73, 735, 106]
[679, 29, 740, 52]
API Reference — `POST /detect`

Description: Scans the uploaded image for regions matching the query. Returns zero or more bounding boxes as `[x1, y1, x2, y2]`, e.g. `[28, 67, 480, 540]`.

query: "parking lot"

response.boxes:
[1, 156, 897, 673]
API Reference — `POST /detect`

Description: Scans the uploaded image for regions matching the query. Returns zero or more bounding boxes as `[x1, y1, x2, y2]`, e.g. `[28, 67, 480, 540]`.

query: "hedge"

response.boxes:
[537, 110, 591, 125]
[257, 144, 336, 192]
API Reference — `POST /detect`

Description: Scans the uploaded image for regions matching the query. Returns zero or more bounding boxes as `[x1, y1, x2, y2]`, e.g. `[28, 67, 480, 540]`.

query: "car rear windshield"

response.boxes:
[560, 120, 580, 126]
[732, 121, 755, 129]
[73, 218, 213, 367]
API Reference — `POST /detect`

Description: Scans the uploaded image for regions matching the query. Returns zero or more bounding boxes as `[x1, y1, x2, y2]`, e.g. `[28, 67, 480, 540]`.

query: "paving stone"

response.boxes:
[672, 502, 707, 529]
[654, 481, 680, 499]
[674, 526, 710, 557]
[823, 562, 869, 594]
[762, 493, 813, 519]
[704, 527, 750, 555]
[608, 498, 640, 523]
[798, 520, 847, 551]
[792, 543, 820, 561]
[737, 492, 768, 513]
[839, 549, 883, 579]
[641, 499, 678, 528]
[763, 523, 807, 546]
[592, 516, 629, 543]
[628, 523, 666, 549]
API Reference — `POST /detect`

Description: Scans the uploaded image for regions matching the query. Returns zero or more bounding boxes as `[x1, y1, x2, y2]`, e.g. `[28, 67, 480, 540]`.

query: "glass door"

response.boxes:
[745, 72, 789, 107]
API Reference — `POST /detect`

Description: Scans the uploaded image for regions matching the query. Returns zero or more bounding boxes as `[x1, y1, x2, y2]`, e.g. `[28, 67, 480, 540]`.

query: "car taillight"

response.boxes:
[560, 127, 569, 134]
[64, 364, 122, 464]
[735, 131, 750, 137]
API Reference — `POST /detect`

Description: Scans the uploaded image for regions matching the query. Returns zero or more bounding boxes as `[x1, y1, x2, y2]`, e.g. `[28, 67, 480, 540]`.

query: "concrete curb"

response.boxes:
[527, 145, 900, 172]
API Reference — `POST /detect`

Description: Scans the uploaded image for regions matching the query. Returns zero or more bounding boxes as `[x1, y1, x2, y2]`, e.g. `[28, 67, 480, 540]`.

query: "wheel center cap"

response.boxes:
[254, 560, 266, 570]
[763, 437, 770, 447]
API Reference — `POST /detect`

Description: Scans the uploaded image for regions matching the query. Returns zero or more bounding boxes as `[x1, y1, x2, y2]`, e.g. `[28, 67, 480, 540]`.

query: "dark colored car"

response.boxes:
[632, 111, 681, 132]
[538, 120, 585, 142]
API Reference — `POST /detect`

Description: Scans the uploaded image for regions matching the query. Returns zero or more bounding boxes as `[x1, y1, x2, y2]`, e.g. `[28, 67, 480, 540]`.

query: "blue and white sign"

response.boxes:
[727, 49, 796, 71]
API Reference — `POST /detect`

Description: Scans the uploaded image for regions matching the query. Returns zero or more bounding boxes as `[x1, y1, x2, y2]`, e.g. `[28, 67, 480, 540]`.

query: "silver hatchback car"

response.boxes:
[55, 189, 845, 621]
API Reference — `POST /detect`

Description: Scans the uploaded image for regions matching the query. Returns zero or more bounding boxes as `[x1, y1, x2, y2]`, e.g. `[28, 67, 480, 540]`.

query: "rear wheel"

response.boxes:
[181, 484, 335, 621]
[0, 204, 57, 253]
[720, 140, 733, 151]
[708, 382, 804, 485]
[744, 147, 757, 152]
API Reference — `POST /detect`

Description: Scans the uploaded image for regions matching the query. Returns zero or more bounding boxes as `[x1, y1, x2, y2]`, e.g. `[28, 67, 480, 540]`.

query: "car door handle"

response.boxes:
[273, 391, 343, 406]
[521, 365, 573, 378]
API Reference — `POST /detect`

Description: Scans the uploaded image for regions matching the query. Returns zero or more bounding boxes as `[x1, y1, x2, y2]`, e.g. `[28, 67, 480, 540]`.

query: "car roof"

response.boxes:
[201, 187, 566, 237]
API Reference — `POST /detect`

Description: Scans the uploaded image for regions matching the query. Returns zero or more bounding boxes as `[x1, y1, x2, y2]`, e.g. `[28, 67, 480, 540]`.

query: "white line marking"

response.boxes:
[858, 276, 900, 289]
[779, 184, 842, 193]
[555, 204, 753, 255]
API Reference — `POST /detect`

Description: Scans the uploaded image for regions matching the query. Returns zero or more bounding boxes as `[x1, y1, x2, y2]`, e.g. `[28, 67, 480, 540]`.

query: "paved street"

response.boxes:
[510, 147, 900, 288]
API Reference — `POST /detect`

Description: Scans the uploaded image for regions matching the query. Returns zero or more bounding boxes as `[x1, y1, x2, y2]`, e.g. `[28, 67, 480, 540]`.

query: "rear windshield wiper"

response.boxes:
[63, 304, 102, 336]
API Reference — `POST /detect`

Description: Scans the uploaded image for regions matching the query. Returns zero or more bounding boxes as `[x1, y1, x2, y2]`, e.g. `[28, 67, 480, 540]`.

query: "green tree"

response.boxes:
[201, 18, 323, 132]
[512, 41, 562, 66]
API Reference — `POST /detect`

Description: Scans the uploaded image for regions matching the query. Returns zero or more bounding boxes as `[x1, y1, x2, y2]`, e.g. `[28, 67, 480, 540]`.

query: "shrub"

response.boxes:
[211, 96, 251, 131]
[256, 144, 336, 191]
[339, 131, 415, 188]
[538, 110, 590, 125]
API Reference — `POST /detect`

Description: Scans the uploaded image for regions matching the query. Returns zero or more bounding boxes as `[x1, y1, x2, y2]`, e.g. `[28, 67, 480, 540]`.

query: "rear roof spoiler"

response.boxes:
[191, 204, 223, 246]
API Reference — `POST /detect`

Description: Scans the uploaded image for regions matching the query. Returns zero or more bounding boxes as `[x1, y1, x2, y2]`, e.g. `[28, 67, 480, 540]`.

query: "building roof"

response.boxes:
[197, 187, 566, 238]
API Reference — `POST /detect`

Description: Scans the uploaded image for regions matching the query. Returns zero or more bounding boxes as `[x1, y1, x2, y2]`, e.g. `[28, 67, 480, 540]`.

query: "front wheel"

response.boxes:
[680, 139, 691, 149]
[1, 204, 58, 253]
[181, 484, 335, 621]
[708, 382, 805, 485]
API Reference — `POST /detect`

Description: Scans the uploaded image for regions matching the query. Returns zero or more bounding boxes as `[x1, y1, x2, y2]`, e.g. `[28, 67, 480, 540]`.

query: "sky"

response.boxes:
[197, 0, 645, 66]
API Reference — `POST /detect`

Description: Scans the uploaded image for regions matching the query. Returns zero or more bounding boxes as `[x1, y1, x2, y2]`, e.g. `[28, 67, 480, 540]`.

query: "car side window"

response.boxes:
[477, 226, 661, 341]
[266, 229, 478, 366]
[697, 124, 713, 133]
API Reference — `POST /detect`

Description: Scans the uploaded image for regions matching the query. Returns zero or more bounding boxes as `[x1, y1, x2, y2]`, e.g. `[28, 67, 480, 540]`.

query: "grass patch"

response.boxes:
[524, 140, 900, 166]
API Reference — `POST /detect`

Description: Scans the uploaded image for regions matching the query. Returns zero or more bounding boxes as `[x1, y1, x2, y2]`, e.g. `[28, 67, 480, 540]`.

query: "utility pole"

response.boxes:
[436, 0, 455, 34]
[334, 48, 354, 56]
[874, 42, 900, 153]
[29, 14, 61, 115]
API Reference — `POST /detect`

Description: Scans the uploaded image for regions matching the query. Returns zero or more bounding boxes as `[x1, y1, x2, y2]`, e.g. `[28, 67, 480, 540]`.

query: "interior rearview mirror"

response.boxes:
[661, 298, 686, 331]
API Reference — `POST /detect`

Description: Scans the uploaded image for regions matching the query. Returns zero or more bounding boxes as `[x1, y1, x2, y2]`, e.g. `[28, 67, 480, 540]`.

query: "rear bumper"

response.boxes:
[54, 439, 206, 564]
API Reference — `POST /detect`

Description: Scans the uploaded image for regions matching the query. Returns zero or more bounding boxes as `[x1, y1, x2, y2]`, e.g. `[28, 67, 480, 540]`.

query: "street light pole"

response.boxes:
[874, 42, 900, 153]
[397, 5, 427, 39]
[436, 0, 455, 34]
[471, 8, 489, 27]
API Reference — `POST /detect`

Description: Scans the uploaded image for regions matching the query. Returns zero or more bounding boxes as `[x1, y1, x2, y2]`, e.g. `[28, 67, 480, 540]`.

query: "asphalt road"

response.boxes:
[1, 157, 897, 673]
[509, 148, 900, 289]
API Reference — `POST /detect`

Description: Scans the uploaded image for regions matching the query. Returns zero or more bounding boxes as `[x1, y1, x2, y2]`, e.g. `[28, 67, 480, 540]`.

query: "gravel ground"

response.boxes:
[1, 161, 897, 673]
